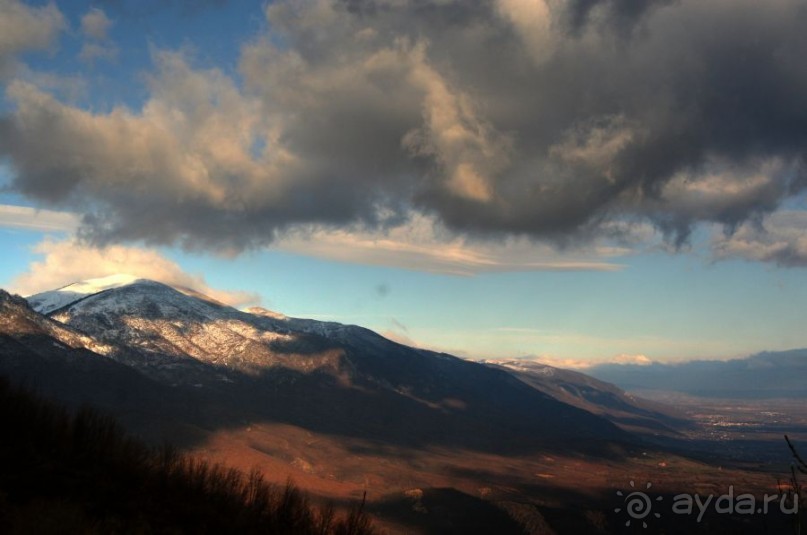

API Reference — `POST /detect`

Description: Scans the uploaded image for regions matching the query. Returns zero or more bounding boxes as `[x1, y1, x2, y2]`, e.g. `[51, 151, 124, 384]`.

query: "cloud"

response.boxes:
[712, 210, 807, 267]
[12, 66, 88, 103]
[0, 203, 79, 232]
[78, 8, 117, 64]
[80, 8, 112, 40]
[493, 0, 553, 64]
[9, 237, 259, 307]
[78, 42, 118, 64]
[611, 353, 653, 366]
[499, 353, 653, 370]
[0, 203, 636, 275]
[1, 0, 807, 259]
[0, 0, 65, 77]
[0, 51, 275, 250]
[639, 158, 800, 245]
[272, 213, 631, 275]
[560, 0, 674, 36]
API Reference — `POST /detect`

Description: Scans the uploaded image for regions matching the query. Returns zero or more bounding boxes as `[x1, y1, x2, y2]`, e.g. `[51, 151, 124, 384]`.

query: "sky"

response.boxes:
[1, 0, 807, 366]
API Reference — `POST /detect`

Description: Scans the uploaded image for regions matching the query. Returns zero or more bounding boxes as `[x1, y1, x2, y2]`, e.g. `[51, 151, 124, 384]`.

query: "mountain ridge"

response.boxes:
[484, 359, 690, 436]
[6, 279, 636, 454]
[588, 349, 807, 398]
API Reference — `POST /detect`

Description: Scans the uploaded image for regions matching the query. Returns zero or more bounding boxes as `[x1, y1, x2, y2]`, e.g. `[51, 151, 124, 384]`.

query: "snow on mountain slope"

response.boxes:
[0, 289, 115, 357]
[46, 279, 344, 381]
[27, 274, 143, 314]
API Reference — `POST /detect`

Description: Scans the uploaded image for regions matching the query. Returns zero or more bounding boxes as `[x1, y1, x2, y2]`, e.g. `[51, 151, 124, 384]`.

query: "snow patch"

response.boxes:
[58, 273, 142, 294]
[27, 274, 143, 314]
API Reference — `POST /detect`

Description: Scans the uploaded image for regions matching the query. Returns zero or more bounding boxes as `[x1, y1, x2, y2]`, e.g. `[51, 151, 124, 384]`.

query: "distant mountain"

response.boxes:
[587, 350, 807, 398]
[17, 277, 630, 453]
[484, 360, 689, 435]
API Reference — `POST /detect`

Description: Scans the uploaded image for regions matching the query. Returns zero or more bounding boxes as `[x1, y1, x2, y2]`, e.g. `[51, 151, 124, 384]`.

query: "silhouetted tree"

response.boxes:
[786, 435, 806, 535]
[0, 376, 376, 534]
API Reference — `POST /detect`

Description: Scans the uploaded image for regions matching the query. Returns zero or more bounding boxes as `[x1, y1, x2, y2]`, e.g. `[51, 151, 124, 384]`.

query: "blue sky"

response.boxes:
[2, 0, 807, 365]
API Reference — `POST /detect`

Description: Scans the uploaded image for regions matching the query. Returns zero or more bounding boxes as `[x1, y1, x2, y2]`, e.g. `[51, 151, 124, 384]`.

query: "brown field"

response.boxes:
[182, 409, 798, 534]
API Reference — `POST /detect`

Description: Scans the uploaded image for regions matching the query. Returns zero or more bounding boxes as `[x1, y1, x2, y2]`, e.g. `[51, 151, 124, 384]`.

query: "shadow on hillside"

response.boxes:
[0, 377, 376, 534]
[1, 329, 635, 460]
[312, 481, 799, 535]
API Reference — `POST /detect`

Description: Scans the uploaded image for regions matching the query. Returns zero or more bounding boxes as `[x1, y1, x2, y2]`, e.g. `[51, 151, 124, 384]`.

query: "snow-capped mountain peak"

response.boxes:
[27, 274, 145, 315]
[58, 273, 142, 294]
[33, 278, 320, 381]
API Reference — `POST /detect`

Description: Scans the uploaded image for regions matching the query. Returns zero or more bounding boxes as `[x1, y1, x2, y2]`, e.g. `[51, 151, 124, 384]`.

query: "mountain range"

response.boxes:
[2, 275, 794, 534]
[5, 275, 644, 454]
[484, 360, 688, 436]
[588, 350, 807, 399]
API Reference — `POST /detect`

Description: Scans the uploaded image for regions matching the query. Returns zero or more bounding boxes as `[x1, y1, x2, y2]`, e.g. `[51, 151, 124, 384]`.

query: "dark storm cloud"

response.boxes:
[561, 0, 676, 35]
[1, 0, 807, 254]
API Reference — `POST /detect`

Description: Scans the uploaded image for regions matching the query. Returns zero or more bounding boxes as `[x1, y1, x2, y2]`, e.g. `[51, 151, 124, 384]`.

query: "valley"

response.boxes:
[3, 1, 807, 532]
[0, 277, 803, 534]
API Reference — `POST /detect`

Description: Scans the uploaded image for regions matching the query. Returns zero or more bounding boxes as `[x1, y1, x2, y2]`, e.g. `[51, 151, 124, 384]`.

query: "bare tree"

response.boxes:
[786, 435, 806, 535]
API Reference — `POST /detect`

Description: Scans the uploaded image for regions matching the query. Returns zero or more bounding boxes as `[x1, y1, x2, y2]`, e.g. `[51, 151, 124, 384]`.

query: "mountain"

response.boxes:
[484, 359, 689, 435]
[10, 279, 780, 534]
[587, 350, 807, 398]
[21, 277, 630, 453]
[0, 288, 182, 429]
[26, 273, 144, 314]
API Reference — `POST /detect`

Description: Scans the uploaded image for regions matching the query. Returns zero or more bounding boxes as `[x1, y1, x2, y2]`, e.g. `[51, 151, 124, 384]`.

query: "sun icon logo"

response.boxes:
[614, 481, 663, 528]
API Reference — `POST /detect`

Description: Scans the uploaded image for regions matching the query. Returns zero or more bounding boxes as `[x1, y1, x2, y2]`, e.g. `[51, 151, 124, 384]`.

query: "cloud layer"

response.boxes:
[1, 0, 807, 257]
[0, 203, 79, 232]
[10, 237, 259, 306]
[273, 213, 631, 275]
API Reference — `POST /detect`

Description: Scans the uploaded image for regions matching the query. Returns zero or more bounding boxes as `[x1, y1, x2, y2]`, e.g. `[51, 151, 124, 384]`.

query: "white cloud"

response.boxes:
[273, 212, 628, 275]
[0, 0, 65, 77]
[657, 159, 787, 221]
[0, 203, 632, 275]
[9, 237, 259, 307]
[79, 42, 117, 64]
[78, 8, 117, 64]
[500, 353, 653, 370]
[494, 0, 554, 64]
[80, 8, 112, 41]
[712, 210, 807, 267]
[1, 51, 291, 249]
[481, 326, 733, 363]
[611, 353, 653, 365]
[0, 203, 79, 232]
[13, 66, 88, 103]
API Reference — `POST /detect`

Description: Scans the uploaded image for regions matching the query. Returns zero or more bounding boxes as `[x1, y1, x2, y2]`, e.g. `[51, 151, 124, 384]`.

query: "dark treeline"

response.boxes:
[0, 376, 375, 534]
